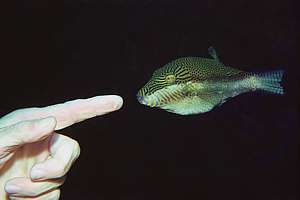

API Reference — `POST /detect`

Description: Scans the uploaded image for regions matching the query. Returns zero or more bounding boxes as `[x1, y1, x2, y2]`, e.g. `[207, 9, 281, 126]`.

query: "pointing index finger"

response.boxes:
[0, 95, 123, 130]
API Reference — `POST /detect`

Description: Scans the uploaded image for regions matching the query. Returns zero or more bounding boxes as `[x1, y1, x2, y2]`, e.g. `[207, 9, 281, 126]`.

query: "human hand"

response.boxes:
[0, 95, 123, 199]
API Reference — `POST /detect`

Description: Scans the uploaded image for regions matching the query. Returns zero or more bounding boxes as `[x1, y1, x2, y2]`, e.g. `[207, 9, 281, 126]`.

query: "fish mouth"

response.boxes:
[136, 95, 145, 104]
[136, 94, 159, 107]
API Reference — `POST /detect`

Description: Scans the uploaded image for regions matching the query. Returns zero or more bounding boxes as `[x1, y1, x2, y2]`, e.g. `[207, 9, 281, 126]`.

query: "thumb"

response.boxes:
[0, 117, 56, 156]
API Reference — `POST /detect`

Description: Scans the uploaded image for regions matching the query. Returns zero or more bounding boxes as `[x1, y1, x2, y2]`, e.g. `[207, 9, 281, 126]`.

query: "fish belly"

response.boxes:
[159, 79, 252, 115]
[160, 96, 216, 115]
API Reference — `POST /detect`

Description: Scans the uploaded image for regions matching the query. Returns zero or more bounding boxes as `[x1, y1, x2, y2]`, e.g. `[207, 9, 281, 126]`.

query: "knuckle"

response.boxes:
[9, 108, 33, 120]
[71, 139, 81, 159]
[50, 189, 61, 200]
[26, 189, 40, 197]
[54, 162, 67, 177]
[8, 109, 24, 117]
[17, 120, 36, 133]
[25, 187, 60, 198]
[66, 137, 81, 159]
[71, 139, 80, 151]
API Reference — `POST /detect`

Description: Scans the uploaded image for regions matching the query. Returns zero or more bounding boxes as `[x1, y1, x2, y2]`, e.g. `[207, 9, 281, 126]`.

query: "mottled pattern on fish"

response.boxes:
[137, 47, 284, 115]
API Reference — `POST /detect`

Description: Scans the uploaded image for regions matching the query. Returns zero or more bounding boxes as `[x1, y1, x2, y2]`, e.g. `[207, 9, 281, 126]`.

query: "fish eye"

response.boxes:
[165, 74, 176, 84]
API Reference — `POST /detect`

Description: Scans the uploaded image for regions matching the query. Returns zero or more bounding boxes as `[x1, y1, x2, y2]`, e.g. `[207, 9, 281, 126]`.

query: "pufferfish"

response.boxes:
[136, 47, 284, 115]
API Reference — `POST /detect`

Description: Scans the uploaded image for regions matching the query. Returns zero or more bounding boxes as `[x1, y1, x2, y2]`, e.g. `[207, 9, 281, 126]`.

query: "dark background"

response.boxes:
[0, 0, 299, 199]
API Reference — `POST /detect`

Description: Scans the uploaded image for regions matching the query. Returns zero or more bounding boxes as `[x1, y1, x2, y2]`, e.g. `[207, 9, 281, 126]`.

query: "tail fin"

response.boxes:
[255, 70, 284, 95]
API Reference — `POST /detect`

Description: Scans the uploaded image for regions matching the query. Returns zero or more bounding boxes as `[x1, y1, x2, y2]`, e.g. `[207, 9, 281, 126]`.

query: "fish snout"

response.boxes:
[136, 95, 145, 104]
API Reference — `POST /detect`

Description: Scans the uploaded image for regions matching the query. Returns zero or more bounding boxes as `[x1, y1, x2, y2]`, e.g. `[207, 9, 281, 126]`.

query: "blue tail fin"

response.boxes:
[255, 70, 284, 95]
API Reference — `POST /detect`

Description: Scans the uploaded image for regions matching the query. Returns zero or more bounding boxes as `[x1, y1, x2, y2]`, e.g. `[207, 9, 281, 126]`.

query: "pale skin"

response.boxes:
[0, 95, 123, 199]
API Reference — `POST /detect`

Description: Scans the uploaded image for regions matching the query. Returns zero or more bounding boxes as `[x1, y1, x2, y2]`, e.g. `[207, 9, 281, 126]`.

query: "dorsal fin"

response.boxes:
[208, 46, 220, 62]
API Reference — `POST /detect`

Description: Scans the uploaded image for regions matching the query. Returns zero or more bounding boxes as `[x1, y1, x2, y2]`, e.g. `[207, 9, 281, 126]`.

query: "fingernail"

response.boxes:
[31, 168, 45, 180]
[113, 96, 123, 110]
[5, 184, 21, 194]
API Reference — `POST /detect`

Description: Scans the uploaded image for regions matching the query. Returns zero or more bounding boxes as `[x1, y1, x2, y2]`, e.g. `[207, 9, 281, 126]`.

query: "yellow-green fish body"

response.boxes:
[137, 47, 284, 115]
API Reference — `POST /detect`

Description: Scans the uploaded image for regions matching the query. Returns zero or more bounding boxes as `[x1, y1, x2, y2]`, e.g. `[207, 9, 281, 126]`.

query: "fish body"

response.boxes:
[137, 47, 284, 115]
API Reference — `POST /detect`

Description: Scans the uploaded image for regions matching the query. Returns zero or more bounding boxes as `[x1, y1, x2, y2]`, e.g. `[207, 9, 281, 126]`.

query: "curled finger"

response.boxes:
[9, 189, 60, 200]
[30, 133, 80, 181]
[5, 177, 64, 197]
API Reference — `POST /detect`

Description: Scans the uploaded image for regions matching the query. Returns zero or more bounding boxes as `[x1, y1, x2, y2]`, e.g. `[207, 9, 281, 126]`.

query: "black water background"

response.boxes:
[0, 0, 299, 199]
